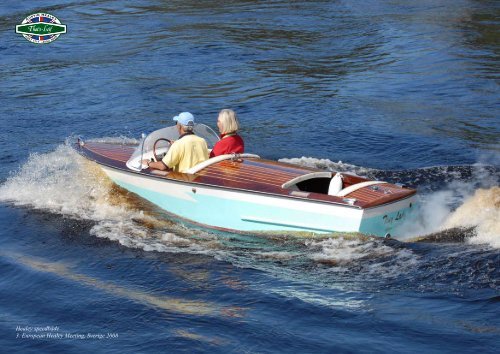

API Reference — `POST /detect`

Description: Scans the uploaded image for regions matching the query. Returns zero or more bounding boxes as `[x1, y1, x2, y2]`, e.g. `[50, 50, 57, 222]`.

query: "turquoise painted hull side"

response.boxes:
[113, 179, 362, 234]
[359, 202, 416, 236]
[105, 168, 415, 237]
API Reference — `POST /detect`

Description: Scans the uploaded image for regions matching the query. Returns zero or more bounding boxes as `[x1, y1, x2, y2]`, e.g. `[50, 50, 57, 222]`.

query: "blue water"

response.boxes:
[1, 1, 499, 353]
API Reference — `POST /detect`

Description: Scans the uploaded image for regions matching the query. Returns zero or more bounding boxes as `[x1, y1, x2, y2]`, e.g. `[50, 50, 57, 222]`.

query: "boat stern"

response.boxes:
[359, 195, 417, 237]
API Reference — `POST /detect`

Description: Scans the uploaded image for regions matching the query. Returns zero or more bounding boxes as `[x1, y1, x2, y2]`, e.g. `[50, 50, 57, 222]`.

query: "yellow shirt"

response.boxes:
[162, 134, 209, 173]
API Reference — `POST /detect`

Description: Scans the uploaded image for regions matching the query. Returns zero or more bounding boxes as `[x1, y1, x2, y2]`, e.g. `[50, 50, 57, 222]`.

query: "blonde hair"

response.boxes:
[218, 109, 240, 135]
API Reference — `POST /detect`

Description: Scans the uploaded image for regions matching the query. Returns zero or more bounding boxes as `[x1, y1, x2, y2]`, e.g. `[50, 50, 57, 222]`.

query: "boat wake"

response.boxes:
[442, 187, 500, 248]
[281, 156, 499, 249]
[0, 144, 498, 293]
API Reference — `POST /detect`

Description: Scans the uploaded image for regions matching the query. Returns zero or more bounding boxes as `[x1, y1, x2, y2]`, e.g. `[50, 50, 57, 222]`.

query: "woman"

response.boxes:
[210, 109, 244, 158]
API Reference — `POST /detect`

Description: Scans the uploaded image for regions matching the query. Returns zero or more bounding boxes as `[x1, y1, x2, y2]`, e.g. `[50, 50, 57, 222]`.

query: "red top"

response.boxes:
[210, 133, 244, 158]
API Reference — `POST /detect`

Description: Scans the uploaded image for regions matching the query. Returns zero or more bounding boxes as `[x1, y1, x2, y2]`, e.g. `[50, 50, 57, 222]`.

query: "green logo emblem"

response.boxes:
[15, 13, 67, 44]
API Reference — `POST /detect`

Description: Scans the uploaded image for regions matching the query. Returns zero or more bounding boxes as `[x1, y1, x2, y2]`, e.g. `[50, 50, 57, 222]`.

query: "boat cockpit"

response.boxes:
[126, 124, 220, 172]
[125, 124, 387, 202]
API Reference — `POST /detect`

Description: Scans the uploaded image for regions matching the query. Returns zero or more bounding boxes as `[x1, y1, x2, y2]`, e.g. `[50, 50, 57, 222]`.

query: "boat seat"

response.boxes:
[327, 172, 343, 195]
[281, 172, 333, 189]
[186, 153, 260, 174]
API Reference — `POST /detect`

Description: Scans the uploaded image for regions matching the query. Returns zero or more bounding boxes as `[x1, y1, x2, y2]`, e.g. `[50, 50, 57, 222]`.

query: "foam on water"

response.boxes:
[444, 187, 500, 248]
[279, 156, 375, 176]
[303, 236, 419, 280]
[254, 251, 298, 261]
[398, 180, 499, 249]
[0, 143, 202, 254]
[0, 144, 240, 262]
[0, 144, 118, 219]
[306, 237, 395, 265]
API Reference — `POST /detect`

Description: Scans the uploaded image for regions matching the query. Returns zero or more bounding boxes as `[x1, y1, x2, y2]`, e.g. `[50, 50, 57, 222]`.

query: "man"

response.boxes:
[144, 112, 209, 173]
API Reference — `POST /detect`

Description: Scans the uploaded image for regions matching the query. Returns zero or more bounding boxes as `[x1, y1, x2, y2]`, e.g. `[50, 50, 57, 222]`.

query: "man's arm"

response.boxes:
[142, 142, 179, 171]
[142, 160, 169, 170]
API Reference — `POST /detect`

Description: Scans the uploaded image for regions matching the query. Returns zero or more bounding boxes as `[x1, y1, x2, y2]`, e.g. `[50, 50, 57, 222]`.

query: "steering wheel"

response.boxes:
[153, 138, 172, 162]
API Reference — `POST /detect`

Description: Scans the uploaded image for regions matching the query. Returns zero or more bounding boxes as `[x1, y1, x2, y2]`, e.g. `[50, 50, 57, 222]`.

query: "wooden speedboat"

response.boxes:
[75, 125, 416, 237]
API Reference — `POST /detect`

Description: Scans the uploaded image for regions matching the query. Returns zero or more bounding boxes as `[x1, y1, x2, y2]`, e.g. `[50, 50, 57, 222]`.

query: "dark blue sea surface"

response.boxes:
[0, 1, 499, 353]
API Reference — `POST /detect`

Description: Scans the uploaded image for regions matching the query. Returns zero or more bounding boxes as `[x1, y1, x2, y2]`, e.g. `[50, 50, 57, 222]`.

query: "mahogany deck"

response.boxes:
[76, 142, 416, 209]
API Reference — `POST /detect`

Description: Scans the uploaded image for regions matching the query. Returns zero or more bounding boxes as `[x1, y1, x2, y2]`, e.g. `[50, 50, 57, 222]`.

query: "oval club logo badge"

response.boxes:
[15, 13, 67, 44]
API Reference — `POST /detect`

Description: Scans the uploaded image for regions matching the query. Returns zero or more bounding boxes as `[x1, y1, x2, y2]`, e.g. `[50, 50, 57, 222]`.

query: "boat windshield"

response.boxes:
[126, 123, 219, 171]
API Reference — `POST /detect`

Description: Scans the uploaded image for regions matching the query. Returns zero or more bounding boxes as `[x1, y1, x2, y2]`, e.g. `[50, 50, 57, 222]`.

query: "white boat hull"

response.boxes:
[101, 165, 415, 236]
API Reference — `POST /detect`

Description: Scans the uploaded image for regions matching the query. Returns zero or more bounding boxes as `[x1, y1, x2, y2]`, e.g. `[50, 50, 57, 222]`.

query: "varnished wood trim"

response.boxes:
[75, 142, 416, 209]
